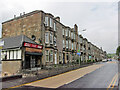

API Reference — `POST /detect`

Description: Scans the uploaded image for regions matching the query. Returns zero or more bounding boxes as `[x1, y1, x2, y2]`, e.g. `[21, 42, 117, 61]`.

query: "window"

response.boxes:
[66, 29, 68, 36]
[72, 43, 74, 50]
[46, 50, 49, 62]
[54, 23, 56, 31]
[45, 16, 49, 26]
[45, 32, 49, 44]
[75, 43, 76, 50]
[7, 51, 9, 59]
[14, 50, 17, 59]
[18, 50, 21, 59]
[66, 40, 68, 49]
[71, 32, 73, 39]
[16, 50, 18, 59]
[74, 33, 76, 39]
[59, 52, 61, 61]
[62, 28, 64, 35]
[50, 32, 53, 44]
[50, 50, 53, 62]
[69, 30, 71, 37]
[69, 40, 71, 49]
[50, 18, 53, 28]
[63, 39, 65, 48]
[54, 36, 56, 46]
[10, 50, 14, 59]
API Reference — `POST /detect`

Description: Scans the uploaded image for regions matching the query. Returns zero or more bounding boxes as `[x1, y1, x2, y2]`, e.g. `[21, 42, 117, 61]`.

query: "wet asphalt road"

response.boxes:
[59, 60, 118, 89]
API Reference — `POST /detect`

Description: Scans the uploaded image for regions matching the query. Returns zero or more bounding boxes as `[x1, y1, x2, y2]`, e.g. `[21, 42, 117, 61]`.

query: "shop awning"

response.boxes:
[25, 52, 43, 56]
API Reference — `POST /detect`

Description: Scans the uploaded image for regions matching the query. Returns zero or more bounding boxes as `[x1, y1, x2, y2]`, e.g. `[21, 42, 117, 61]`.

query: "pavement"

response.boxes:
[2, 60, 119, 89]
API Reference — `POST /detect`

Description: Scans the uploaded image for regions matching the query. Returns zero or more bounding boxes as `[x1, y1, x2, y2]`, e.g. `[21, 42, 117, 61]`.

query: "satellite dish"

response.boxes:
[31, 35, 36, 41]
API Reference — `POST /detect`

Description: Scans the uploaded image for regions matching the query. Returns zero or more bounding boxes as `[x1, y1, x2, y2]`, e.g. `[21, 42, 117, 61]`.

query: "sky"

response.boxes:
[0, 0, 119, 53]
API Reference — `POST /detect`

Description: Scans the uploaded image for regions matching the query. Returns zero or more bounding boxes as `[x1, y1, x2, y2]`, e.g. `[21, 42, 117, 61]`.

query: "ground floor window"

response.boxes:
[50, 50, 53, 62]
[46, 50, 49, 62]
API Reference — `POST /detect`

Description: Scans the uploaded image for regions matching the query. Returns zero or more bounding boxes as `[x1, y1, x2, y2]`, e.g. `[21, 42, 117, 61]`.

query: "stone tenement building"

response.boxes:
[1, 10, 107, 75]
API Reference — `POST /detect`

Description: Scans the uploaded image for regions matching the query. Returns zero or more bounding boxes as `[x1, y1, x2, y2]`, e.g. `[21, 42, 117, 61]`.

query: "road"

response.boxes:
[2, 60, 119, 89]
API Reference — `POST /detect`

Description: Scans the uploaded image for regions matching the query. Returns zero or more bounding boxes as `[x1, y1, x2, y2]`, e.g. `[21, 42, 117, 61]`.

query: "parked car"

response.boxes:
[102, 59, 108, 62]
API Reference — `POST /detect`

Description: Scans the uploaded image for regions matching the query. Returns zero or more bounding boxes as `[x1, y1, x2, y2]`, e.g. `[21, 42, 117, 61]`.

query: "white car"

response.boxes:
[102, 59, 108, 62]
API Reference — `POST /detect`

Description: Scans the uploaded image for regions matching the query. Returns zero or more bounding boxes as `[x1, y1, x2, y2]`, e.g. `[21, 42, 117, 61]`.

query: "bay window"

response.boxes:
[72, 43, 74, 50]
[66, 40, 68, 49]
[45, 16, 49, 26]
[50, 50, 53, 62]
[50, 32, 53, 44]
[54, 23, 56, 31]
[46, 50, 49, 62]
[66, 29, 68, 36]
[45, 32, 49, 44]
[50, 18, 53, 28]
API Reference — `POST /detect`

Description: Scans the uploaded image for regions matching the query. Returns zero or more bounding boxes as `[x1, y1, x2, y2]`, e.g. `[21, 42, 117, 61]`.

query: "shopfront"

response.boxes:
[23, 42, 43, 69]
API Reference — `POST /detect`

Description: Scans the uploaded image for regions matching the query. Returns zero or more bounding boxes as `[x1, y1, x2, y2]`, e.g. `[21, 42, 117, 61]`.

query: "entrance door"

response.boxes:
[30, 56, 36, 68]
[55, 52, 57, 64]
[63, 53, 65, 64]
[25, 55, 30, 69]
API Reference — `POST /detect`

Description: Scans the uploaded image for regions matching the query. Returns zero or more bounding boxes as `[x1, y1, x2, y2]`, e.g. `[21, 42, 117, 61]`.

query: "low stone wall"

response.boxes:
[2, 61, 22, 77]
[18, 63, 93, 84]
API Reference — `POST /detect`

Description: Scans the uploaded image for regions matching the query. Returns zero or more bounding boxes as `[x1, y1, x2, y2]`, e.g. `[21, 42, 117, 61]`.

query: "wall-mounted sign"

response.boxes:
[77, 53, 81, 56]
[23, 42, 43, 49]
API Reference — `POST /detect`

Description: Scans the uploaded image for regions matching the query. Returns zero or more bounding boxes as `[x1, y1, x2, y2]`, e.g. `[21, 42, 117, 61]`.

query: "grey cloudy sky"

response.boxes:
[0, 0, 118, 53]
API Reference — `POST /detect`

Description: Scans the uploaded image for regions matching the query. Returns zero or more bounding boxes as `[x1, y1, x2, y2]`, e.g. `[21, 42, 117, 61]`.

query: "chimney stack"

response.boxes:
[14, 15, 16, 18]
[55, 17, 60, 22]
[20, 13, 22, 16]
[23, 12, 25, 15]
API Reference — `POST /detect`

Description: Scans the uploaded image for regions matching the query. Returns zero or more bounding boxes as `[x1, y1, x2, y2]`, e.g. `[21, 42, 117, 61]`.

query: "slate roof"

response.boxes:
[2, 35, 37, 50]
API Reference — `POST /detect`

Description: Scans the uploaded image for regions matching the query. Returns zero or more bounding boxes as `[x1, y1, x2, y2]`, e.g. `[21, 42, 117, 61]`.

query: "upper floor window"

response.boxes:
[66, 40, 68, 49]
[69, 40, 71, 49]
[74, 33, 76, 39]
[69, 30, 71, 37]
[54, 23, 56, 31]
[63, 39, 65, 48]
[45, 32, 49, 44]
[72, 43, 74, 50]
[50, 18, 53, 28]
[45, 16, 49, 26]
[62, 28, 64, 35]
[71, 32, 74, 39]
[54, 36, 56, 46]
[66, 29, 68, 36]
[50, 32, 53, 44]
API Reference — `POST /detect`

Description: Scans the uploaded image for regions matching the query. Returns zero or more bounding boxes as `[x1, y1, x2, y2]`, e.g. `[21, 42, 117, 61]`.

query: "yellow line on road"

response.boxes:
[111, 74, 118, 89]
[6, 64, 103, 89]
[107, 73, 117, 89]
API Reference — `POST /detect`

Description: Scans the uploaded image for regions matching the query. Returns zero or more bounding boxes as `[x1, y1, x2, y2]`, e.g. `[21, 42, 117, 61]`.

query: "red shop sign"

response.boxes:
[23, 42, 43, 49]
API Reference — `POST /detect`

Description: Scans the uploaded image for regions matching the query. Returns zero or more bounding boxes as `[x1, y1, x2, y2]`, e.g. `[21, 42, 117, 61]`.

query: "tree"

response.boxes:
[116, 46, 120, 56]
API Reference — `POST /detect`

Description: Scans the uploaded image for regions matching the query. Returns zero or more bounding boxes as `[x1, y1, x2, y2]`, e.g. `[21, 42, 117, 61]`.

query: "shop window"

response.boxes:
[18, 50, 21, 59]
[45, 16, 49, 26]
[14, 50, 17, 59]
[46, 50, 49, 62]
[45, 32, 49, 44]
[7, 51, 9, 59]
[50, 50, 53, 62]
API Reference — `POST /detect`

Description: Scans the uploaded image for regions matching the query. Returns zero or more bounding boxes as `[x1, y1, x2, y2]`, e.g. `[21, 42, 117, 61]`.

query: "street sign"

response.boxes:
[0, 41, 4, 46]
[77, 53, 81, 56]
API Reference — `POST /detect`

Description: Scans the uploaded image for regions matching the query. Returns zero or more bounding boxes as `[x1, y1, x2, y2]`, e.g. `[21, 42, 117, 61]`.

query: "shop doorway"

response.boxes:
[63, 53, 65, 64]
[25, 55, 31, 69]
